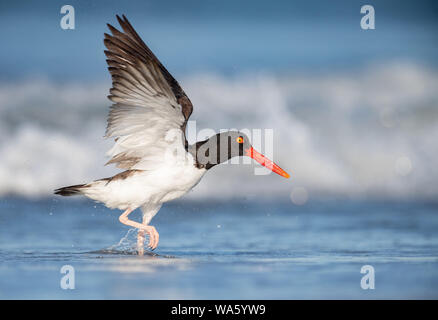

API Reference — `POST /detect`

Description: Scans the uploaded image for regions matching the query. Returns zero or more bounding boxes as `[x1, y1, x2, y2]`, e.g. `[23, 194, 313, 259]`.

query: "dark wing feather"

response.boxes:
[106, 15, 193, 139]
[102, 15, 195, 169]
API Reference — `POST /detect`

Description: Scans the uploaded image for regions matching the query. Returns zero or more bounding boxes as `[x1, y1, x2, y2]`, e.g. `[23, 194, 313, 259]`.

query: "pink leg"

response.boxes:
[137, 230, 145, 256]
[118, 208, 160, 253]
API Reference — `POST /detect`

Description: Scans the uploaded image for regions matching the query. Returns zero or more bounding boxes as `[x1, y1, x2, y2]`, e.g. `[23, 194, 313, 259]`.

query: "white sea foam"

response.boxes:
[0, 62, 437, 200]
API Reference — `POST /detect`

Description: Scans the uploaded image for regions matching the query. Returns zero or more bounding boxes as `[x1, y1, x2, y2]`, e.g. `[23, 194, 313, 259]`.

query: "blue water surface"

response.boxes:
[0, 197, 437, 299]
[1, 0, 438, 80]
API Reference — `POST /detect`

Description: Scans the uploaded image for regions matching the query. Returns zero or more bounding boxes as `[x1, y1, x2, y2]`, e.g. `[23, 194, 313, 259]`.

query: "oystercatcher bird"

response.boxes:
[55, 15, 289, 254]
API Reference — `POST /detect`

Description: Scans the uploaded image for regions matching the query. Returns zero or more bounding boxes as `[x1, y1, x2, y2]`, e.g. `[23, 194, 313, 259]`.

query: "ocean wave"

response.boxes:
[0, 62, 437, 200]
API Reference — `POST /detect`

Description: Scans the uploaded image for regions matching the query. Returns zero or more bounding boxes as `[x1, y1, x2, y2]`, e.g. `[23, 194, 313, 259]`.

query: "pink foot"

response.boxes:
[140, 225, 159, 250]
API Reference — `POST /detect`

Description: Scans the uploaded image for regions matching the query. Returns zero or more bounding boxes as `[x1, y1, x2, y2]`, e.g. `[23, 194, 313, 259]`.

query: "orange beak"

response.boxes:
[245, 147, 290, 179]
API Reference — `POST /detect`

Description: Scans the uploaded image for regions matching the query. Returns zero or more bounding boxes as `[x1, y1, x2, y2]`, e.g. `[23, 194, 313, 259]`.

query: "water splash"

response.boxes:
[102, 229, 154, 255]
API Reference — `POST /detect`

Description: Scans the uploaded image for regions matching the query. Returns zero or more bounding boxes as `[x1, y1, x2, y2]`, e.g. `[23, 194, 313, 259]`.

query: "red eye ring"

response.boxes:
[236, 136, 244, 144]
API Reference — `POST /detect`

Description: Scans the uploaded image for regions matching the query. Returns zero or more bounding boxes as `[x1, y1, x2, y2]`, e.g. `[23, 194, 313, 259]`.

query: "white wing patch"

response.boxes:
[105, 53, 186, 170]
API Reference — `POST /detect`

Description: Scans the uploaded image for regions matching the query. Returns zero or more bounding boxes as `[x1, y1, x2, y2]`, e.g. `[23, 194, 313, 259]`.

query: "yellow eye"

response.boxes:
[236, 136, 244, 144]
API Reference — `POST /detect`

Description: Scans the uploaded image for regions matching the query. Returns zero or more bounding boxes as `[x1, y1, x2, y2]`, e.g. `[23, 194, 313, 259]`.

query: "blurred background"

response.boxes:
[0, 0, 437, 299]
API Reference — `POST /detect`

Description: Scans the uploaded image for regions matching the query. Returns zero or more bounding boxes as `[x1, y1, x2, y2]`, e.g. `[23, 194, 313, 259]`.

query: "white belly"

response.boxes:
[83, 162, 206, 210]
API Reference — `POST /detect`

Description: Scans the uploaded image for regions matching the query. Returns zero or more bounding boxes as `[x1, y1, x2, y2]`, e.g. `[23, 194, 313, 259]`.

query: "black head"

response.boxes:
[191, 131, 251, 169]
[189, 131, 289, 179]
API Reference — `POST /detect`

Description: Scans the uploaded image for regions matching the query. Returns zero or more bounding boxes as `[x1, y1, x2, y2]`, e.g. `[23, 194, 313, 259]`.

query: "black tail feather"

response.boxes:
[54, 184, 86, 196]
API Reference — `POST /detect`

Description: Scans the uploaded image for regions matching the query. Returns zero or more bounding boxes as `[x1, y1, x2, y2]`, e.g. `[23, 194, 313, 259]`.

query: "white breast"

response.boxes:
[83, 156, 206, 210]
[146, 160, 206, 203]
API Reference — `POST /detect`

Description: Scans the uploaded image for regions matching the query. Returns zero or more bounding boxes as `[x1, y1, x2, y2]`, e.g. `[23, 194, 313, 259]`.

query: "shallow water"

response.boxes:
[0, 197, 437, 299]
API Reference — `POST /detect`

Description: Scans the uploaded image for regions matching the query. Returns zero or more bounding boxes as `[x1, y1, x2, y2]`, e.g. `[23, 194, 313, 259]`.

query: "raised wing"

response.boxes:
[103, 15, 193, 170]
